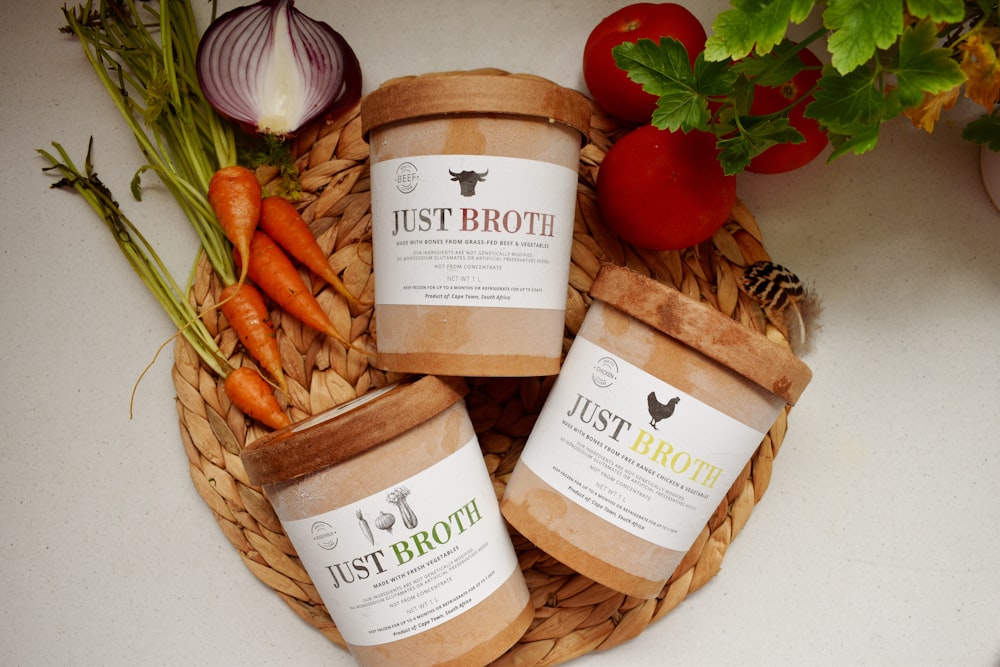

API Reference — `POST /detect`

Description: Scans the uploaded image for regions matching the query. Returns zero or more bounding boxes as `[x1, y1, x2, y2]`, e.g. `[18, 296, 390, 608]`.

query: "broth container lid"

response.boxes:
[361, 69, 592, 142]
[241, 375, 469, 486]
[589, 264, 812, 405]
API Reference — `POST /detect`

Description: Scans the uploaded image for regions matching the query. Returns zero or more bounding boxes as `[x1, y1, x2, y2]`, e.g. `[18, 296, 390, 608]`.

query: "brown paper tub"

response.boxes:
[242, 376, 532, 667]
[501, 265, 812, 598]
[361, 70, 591, 377]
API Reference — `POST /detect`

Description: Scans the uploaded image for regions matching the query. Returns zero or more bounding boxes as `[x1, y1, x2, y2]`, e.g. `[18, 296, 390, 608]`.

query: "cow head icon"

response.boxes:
[449, 169, 488, 196]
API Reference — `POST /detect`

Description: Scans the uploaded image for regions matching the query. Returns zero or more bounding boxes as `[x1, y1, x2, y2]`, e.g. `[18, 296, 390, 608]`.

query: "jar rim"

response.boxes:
[360, 69, 592, 143]
[241, 375, 469, 486]
[589, 265, 812, 404]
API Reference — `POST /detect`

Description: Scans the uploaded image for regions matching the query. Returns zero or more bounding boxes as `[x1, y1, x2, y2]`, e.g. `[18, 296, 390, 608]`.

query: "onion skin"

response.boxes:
[196, 0, 362, 137]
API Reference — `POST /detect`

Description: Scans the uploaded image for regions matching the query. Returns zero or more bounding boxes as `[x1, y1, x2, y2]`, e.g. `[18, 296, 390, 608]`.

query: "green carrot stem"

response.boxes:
[60, 0, 238, 285]
[39, 140, 231, 379]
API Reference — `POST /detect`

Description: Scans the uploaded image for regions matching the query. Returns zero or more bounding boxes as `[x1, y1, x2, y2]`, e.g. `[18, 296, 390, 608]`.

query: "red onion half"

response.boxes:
[196, 0, 362, 137]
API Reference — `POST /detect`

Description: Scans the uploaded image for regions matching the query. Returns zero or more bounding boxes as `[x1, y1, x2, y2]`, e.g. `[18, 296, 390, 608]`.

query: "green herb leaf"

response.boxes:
[59, 0, 239, 286]
[824, 0, 904, 74]
[962, 112, 1000, 151]
[614, 38, 735, 131]
[807, 64, 885, 134]
[718, 116, 806, 174]
[892, 19, 967, 108]
[906, 0, 966, 22]
[614, 37, 699, 129]
[732, 39, 810, 87]
[705, 0, 816, 61]
[826, 124, 882, 159]
[617, 0, 996, 174]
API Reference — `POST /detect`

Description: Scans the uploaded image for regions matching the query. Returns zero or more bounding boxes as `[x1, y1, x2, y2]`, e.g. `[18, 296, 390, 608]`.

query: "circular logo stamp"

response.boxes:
[311, 521, 338, 550]
[394, 161, 419, 194]
[592, 356, 618, 388]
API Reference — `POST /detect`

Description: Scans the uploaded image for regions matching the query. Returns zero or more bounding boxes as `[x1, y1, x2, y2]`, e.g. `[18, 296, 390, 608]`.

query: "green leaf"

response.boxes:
[823, 0, 904, 74]
[893, 19, 967, 107]
[806, 64, 886, 134]
[716, 118, 805, 176]
[973, 0, 999, 16]
[906, 0, 965, 22]
[962, 113, 1000, 151]
[693, 50, 740, 97]
[717, 135, 758, 175]
[649, 93, 710, 131]
[615, 37, 695, 96]
[615, 38, 735, 132]
[826, 124, 882, 158]
[615, 38, 703, 130]
[746, 116, 809, 147]
[731, 39, 810, 87]
[705, 0, 817, 61]
[129, 167, 147, 201]
[718, 116, 805, 175]
[728, 73, 759, 116]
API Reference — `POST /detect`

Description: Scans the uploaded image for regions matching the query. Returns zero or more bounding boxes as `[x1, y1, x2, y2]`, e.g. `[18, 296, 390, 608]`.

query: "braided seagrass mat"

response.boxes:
[173, 94, 797, 666]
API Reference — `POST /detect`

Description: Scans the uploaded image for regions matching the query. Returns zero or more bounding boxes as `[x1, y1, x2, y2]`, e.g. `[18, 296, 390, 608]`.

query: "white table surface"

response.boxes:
[3, 1, 998, 665]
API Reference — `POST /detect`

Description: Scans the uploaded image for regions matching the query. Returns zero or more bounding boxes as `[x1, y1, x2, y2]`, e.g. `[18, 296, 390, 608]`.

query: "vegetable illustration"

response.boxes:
[374, 511, 395, 533]
[356, 509, 374, 545]
[387, 487, 418, 530]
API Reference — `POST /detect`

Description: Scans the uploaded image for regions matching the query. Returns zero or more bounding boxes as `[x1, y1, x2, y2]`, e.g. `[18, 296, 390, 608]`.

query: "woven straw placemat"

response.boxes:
[173, 94, 796, 666]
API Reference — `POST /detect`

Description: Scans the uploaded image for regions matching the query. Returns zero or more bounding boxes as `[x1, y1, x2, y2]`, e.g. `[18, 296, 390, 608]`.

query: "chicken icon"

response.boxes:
[647, 392, 680, 429]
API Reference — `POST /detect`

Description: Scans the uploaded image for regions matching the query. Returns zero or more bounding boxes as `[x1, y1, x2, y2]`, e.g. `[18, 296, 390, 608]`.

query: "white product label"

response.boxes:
[370, 154, 577, 310]
[519, 337, 768, 551]
[281, 438, 518, 646]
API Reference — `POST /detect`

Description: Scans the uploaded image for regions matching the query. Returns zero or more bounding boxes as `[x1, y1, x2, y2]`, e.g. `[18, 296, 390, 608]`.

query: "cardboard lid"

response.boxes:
[241, 375, 469, 486]
[361, 69, 592, 142]
[589, 265, 813, 404]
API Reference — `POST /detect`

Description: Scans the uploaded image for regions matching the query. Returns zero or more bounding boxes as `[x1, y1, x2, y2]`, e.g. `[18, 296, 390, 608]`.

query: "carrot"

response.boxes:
[258, 195, 363, 307]
[208, 165, 261, 286]
[219, 282, 287, 392]
[240, 230, 354, 348]
[224, 366, 290, 430]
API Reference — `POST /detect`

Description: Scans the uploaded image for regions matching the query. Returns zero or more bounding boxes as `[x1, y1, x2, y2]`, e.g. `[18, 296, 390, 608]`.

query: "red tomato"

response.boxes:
[584, 3, 707, 125]
[747, 46, 828, 174]
[596, 124, 736, 251]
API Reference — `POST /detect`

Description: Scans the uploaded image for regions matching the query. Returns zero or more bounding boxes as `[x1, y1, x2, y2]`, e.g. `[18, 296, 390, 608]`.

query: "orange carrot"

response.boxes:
[219, 282, 286, 392]
[240, 230, 353, 348]
[224, 366, 290, 430]
[258, 196, 363, 306]
[208, 165, 261, 285]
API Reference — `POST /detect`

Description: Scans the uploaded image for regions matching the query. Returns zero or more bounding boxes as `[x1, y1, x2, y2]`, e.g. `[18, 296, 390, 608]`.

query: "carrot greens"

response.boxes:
[39, 139, 230, 379]
[58, 0, 238, 285]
